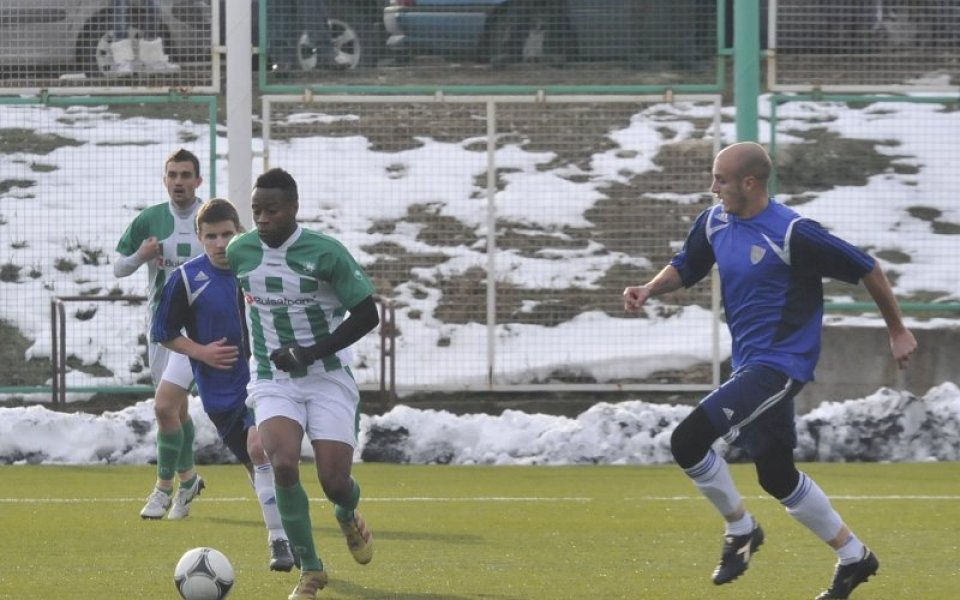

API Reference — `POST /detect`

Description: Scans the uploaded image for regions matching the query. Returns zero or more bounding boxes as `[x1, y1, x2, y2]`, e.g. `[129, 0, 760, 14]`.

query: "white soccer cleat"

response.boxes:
[139, 487, 172, 519]
[168, 476, 205, 520]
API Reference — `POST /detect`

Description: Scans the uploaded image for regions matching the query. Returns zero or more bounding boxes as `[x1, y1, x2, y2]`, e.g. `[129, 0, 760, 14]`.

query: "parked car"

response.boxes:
[0, 0, 210, 77]
[0, 0, 385, 79]
[383, 0, 715, 67]
[237, 0, 386, 70]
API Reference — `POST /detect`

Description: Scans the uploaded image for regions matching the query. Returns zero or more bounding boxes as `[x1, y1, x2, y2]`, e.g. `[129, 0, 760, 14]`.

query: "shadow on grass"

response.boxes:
[329, 578, 517, 600]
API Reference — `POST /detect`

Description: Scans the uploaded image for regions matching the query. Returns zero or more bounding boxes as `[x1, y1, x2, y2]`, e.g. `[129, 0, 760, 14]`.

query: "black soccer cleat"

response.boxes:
[712, 521, 765, 585]
[815, 549, 879, 599]
[269, 538, 296, 572]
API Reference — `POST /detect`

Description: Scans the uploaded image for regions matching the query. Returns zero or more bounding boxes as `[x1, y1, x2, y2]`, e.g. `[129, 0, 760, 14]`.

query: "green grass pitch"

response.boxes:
[1, 462, 958, 599]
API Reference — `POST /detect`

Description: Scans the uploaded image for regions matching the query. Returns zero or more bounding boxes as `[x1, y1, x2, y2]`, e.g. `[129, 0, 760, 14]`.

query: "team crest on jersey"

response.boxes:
[353, 269, 364, 280]
[194, 271, 209, 282]
[750, 245, 766, 264]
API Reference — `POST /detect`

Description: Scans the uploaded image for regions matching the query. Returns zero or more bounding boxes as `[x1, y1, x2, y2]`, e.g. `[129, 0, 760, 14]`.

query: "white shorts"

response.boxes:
[148, 342, 194, 390]
[246, 369, 360, 448]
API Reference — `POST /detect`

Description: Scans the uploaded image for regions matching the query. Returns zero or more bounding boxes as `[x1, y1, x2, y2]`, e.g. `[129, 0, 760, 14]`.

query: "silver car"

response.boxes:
[0, 0, 210, 77]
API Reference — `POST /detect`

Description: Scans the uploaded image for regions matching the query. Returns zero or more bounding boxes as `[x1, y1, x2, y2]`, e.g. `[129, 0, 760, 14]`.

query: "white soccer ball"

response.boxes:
[173, 547, 235, 600]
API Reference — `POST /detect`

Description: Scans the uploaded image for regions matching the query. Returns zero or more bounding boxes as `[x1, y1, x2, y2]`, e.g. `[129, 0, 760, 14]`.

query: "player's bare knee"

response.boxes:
[267, 453, 301, 485]
[318, 472, 353, 504]
[246, 435, 265, 462]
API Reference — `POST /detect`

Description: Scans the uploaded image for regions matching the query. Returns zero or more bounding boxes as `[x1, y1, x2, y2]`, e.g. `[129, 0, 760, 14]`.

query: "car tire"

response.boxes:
[326, 1, 382, 68]
[76, 11, 116, 78]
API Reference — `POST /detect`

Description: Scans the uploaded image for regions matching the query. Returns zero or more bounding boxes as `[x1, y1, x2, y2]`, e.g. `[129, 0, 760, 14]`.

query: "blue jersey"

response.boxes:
[151, 253, 249, 413]
[670, 200, 874, 382]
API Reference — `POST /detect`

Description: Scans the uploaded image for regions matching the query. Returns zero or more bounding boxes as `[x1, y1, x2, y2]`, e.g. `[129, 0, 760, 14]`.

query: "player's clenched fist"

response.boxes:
[622, 285, 652, 312]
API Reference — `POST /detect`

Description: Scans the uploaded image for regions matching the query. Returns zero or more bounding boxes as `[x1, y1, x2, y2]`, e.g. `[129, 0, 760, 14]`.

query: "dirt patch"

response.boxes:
[776, 129, 905, 193]
[0, 128, 84, 155]
[0, 320, 50, 388]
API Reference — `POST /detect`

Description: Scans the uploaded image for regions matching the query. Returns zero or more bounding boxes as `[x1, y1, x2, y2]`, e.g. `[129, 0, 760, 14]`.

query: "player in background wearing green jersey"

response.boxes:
[226, 168, 379, 600]
[114, 148, 206, 520]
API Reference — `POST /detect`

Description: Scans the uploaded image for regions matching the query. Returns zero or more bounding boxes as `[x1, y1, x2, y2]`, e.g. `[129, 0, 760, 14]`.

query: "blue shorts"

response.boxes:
[207, 404, 255, 464]
[700, 364, 805, 458]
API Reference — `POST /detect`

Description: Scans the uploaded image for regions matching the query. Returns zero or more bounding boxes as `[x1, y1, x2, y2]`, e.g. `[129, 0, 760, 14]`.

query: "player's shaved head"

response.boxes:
[716, 142, 772, 183]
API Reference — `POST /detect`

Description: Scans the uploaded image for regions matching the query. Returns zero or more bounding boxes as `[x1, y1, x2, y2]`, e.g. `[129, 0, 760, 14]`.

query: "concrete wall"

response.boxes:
[795, 324, 960, 413]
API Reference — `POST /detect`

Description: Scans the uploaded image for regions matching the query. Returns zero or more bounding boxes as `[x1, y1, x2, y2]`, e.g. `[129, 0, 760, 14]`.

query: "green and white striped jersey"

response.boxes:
[115, 200, 204, 317]
[226, 226, 376, 381]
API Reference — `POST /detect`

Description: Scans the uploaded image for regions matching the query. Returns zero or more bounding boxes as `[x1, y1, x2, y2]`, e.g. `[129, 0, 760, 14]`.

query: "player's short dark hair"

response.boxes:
[196, 198, 241, 231]
[165, 148, 201, 178]
[254, 168, 298, 203]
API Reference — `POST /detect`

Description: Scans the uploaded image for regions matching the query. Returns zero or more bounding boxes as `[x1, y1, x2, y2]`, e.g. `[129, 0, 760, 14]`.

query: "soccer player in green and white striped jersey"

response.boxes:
[227, 168, 379, 600]
[114, 148, 205, 520]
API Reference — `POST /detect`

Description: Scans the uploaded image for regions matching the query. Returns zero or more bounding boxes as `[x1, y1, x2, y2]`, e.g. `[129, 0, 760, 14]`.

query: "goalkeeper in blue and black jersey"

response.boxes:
[151, 198, 297, 573]
[623, 142, 917, 600]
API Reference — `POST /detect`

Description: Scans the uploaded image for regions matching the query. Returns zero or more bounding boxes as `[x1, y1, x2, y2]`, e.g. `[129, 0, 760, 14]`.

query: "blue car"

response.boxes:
[383, 0, 715, 67]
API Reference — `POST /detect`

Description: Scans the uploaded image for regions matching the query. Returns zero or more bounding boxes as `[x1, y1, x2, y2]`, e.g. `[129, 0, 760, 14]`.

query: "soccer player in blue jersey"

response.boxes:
[151, 198, 296, 572]
[623, 142, 917, 600]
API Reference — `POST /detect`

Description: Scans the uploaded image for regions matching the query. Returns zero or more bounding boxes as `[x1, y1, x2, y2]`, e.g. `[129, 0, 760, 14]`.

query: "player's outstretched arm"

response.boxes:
[623, 265, 684, 312]
[861, 262, 917, 368]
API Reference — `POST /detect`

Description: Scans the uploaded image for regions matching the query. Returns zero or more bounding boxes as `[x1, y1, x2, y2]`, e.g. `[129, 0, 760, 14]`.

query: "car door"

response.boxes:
[563, 0, 635, 60]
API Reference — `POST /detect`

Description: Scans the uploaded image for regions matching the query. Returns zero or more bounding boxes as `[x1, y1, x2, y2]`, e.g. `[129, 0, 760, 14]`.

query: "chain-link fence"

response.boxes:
[257, 0, 723, 91]
[0, 0, 217, 94]
[5, 2, 960, 402]
[262, 94, 725, 392]
[771, 0, 960, 91]
[0, 96, 218, 397]
[769, 94, 960, 310]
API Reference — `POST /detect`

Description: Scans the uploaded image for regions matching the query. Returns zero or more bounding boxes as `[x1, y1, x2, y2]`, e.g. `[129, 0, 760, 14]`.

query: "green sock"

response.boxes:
[155, 428, 183, 482]
[176, 418, 196, 474]
[334, 478, 361, 523]
[276, 481, 323, 572]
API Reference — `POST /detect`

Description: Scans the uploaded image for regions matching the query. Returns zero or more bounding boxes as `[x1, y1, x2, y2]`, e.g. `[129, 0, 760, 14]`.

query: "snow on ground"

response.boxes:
[2, 382, 958, 466]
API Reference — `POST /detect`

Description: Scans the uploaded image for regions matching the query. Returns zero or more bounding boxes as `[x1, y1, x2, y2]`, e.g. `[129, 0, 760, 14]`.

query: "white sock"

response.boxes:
[782, 472, 843, 542]
[837, 533, 867, 565]
[685, 449, 744, 520]
[725, 511, 755, 536]
[253, 463, 285, 540]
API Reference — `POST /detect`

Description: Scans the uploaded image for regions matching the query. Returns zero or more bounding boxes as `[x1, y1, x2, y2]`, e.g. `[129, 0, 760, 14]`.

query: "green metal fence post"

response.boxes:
[734, 0, 761, 142]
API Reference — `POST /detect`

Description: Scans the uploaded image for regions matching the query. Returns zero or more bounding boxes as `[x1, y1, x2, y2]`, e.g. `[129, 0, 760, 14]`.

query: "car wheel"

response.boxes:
[77, 12, 116, 77]
[326, 1, 381, 68]
[296, 32, 319, 70]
